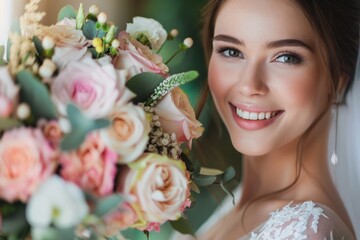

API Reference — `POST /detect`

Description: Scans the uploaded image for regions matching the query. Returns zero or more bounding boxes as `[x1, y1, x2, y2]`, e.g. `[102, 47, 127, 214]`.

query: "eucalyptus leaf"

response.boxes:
[60, 104, 110, 151]
[221, 166, 236, 182]
[192, 175, 216, 187]
[94, 194, 124, 217]
[0, 118, 22, 131]
[16, 70, 57, 121]
[126, 72, 165, 104]
[57, 4, 76, 22]
[170, 217, 195, 236]
[83, 20, 105, 40]
[189, 181, 200, 194]
[199, 167, 224, 176]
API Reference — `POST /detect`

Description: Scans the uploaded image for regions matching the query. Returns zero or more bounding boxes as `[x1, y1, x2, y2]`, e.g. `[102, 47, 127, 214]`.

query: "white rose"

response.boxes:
[126, 17, 167, 51]
[101, 103, 150, 163]
[0, 67, 19, 117]
[26, 175, 88, 228]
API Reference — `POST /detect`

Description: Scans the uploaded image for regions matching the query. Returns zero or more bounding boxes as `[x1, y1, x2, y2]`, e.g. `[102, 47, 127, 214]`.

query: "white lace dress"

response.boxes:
[171, 187, 355, 240]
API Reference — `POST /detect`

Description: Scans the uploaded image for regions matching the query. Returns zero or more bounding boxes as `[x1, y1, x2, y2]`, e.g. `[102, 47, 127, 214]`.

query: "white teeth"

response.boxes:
[236, 108, 278, 121]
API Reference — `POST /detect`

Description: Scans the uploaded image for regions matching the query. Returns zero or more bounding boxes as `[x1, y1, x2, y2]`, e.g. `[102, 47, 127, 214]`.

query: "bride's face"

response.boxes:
[208, 0, 330, 156]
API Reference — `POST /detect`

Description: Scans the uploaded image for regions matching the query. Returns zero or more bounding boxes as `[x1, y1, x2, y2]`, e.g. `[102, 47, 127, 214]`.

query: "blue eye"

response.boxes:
[216, 47, 244, 58]
[275, 53, 302, 64]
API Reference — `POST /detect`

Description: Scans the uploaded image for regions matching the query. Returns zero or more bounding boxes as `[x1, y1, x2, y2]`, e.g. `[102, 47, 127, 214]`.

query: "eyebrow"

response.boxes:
[212, 34, 313, 52]
[267, 39, 314, 52]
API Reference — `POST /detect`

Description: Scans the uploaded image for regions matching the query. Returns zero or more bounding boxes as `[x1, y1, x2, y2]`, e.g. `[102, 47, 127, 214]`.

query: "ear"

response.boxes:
[336, 72, 349, 103]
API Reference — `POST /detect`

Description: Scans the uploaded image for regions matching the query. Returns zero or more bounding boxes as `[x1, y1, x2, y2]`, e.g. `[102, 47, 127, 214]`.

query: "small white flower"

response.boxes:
[97, 12, 107, 24]
[183, 37, 193, 48]
[126, 16, 167, 51]
[16, 103, 31, 120]
[42, 36, 55, 50]
[170, 29, 179, 38]
[111, 39, 120, 49]
[89, 5, 99, 15]
[39, 59, 56, 78]
[26, 175, 88, 228]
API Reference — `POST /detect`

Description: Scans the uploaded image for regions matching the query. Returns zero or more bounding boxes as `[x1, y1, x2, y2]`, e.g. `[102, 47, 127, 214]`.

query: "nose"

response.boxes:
[236, 61, 268, 97]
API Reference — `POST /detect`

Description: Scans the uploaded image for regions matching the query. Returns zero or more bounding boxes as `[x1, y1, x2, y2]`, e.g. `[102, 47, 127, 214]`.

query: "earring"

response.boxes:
[330, 103, 339, 166]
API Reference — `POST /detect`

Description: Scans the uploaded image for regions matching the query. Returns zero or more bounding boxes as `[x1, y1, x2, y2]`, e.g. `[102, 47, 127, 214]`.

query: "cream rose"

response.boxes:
[0, 127, 56, 202]
[51, 55, 131, 119]
[113, 32, 168, 79]
[126, 17, 167, 51]
[154, 87, 204, 146]
[0, 67, 19, 117]
[118, 153, 189, 224]
[101, 103, 150, 163]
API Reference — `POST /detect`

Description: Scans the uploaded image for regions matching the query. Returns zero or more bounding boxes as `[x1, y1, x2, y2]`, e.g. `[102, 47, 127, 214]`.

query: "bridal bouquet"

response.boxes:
[0, 0, 236, 239]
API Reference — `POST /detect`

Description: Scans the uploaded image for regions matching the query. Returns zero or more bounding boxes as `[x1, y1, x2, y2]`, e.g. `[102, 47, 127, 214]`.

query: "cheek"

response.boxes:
[208, 57, 233, 104]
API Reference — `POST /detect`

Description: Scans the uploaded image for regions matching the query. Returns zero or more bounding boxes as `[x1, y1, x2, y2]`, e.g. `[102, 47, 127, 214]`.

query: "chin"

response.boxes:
[230, 136, 273, 157]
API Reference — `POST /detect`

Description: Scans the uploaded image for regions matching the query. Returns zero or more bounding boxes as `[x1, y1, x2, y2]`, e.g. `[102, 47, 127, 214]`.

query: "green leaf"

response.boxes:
[192, 175, 216, 187]
[0, 45, 4, 59]
[199, 167, 223, 176]
[76, 3, 85, 30]
[83, 20, 106, 40]
[170, 217, 195, 236]
[32, 36, 44, 59]
[94, 194, 124, 217]
[0, 118, 22, 131]
[16, 70, 57, 121]
[126, 72, 165, 104]
[31, 226, 75, 240]
[220, 182, 235, 206]
[60, 104, 110, 151]
[2, 204, 28, 234]
[57, 4, 76, 22]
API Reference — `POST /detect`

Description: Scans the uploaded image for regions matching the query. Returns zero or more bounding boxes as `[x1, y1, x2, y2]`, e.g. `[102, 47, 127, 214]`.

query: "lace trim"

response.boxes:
[249, 201, 327, 240]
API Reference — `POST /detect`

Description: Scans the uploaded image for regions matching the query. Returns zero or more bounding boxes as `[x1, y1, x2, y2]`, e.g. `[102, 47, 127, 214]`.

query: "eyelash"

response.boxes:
[215, 47, 304, 65]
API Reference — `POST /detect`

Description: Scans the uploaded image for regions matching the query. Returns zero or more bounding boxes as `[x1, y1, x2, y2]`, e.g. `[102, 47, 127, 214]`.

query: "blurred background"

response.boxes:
[0, 0, 242, 239]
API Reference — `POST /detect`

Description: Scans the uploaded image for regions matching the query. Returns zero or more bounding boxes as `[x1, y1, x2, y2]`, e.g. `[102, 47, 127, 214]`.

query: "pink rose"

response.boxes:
[51, 55, 131, 118]
[101, 103, 150, 164]
[0, 127, 56, 202]
[118, 153, 190, 225]
[0, 67, 19, 117]
[113, 32, 168, 79]
[154, 87, 204, 147]
[60, 133, 118, 197]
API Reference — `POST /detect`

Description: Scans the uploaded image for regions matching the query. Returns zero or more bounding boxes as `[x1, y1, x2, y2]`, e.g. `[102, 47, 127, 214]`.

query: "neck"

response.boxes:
[239, 111, 333, 206]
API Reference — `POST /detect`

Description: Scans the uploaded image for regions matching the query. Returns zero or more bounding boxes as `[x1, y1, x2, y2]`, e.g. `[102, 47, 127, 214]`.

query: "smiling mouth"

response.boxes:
[234, 106, 284, 120]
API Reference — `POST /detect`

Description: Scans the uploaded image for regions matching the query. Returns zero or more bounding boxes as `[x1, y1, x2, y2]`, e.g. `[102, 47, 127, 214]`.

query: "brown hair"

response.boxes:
[198, 0, 360, 232]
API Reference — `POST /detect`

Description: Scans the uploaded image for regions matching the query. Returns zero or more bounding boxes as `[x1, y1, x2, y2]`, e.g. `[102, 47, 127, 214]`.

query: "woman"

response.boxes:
[173, 0, 359, 239]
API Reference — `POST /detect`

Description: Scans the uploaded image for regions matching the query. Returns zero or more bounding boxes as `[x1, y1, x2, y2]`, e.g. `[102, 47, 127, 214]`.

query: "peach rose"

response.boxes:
[59, 133, 118, 197]
[101, 103, 150, 164]
[0, 127, 56, 202]
[102, 203, 139, 236]
[38, 120, 63, 147]
[118, 153, 190, 225]
[154, 87, 204, 147]
[0, 67, 19, 117]
[113, 31, 168, 79]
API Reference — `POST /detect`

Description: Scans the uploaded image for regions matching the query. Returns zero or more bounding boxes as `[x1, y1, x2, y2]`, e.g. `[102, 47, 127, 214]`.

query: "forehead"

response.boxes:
[214, 0, 315, 44]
